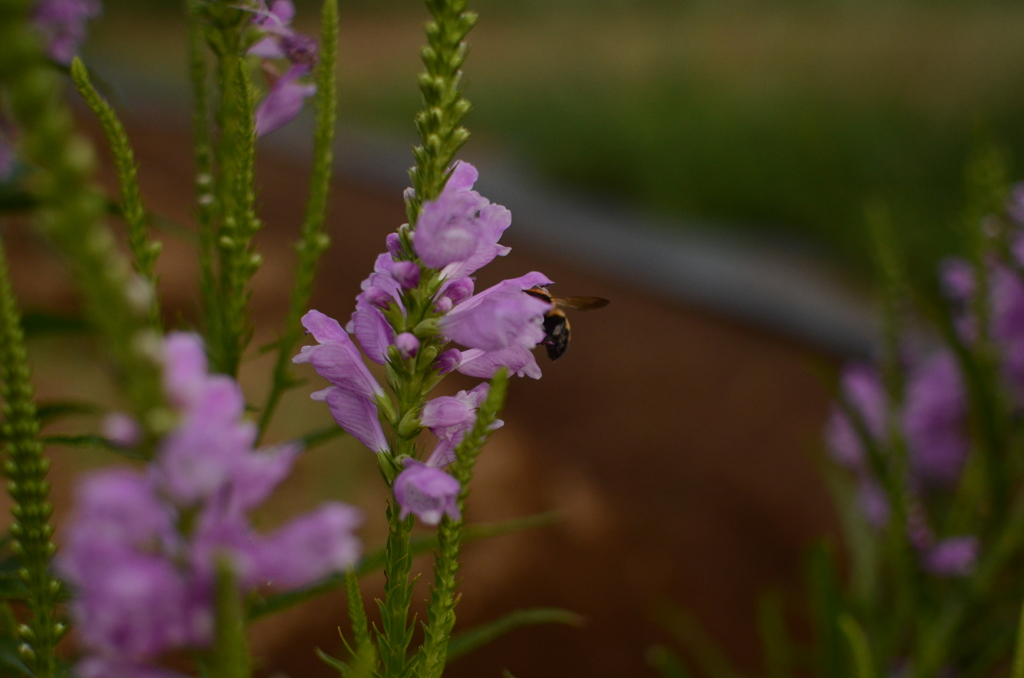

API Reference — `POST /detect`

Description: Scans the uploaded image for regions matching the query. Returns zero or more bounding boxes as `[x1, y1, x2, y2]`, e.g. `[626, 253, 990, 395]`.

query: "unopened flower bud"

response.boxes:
[386, 232, 402, 256]
[392, 261, 420, 289]
[363, 286, 392, 309]
[445, 277, 474, 304]
[395, 333, 419, 359]
[102, 412, 142, 448]
[434, 296, 453, 313]
[435, 349, 462, 375]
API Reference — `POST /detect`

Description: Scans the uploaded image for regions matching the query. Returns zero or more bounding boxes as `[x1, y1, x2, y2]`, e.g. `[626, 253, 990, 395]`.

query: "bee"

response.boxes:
[524, 286, 609, 360]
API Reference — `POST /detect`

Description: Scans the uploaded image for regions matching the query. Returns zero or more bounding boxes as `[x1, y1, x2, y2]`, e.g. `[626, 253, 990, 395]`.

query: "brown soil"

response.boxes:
[4, 113, 842, 678]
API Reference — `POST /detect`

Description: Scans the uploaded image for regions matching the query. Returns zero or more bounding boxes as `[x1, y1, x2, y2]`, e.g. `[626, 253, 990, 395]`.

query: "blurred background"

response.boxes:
[10, 0, 1024, 676]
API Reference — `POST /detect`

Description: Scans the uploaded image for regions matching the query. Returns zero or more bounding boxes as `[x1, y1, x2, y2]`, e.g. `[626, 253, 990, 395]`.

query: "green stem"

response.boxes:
[416, 370, 508, 678]
[258, 0, 338, 441]
[0, 235, 61, 678]
[377, 504, 416, 678]
[69, 57, 162, 326]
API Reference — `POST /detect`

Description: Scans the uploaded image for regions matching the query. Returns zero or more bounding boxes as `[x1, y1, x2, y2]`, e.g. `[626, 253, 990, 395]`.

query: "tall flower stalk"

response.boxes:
[0, 236, 61, 678]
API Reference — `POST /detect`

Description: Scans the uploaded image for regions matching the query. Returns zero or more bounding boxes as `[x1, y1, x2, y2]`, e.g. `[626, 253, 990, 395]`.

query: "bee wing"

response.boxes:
[553, 296, 609, 311]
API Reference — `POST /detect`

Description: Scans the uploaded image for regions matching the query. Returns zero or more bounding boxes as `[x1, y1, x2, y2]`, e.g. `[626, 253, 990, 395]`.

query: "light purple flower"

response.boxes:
[824, 364, 887, 470]
[902, 350, 968, 489]
[58, 471, 178, 583]
[456, 345, 542, 379]
[293, 310, 384, 400]
[394, 458, 461, 525]
[255, 64, 316, 137]
[32, 0, 101, 65]
[395, 332, 419, 359]
[922, 536, 978, 577]
[392, 261, 421, 289]
[249, 0, 318, 65]
[72, 553, 192, 659]
[252, 503, 363, 587]
[62, 331, 363, 674]
[163, 332, 209, 409]
[154, 378, 258, 507]
[438, 272, 552, 351]
[413, 162, 512, 274]
[312, 386, 388, 453]
[102, 411, 142, 448]
[421, 384, 503, 467]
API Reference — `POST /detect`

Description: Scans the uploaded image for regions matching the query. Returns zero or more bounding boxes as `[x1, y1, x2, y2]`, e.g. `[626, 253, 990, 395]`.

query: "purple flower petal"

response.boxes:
[923, 536, 978, 577]
[255, 64, 316, 137]
[312, 386, 388, 453]
[824, 364, 886, 470]
[457, 346, 542, 379]
[351, 300, 395, 365]
[252, 503, 363, 587]
[438, 274, 552, 351]
[902, 350, 968, 488]
[73, 553, 192, 659]
[446, 160, 478, 191]
[414, 190, 487, 268]
[394, 458, 461, 525]
[163, 332, 209, 409]
[32, 0, 101, 64]
[295, 311, 384, 398]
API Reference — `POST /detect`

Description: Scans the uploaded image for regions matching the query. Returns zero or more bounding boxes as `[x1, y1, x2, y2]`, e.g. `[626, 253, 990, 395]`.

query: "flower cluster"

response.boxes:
[59, 333, 362, 678]
[31, 0, 101, 65]
[826, 353, 974, 577]
[295, 162, 550, 524]
[824, 184, 1024, 578]
[248, 0, 317, 136]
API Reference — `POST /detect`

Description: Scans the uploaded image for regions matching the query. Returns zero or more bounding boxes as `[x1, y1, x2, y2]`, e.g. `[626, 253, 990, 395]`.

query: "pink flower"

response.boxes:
[413, 162, 511, 273]
[438, 272, 552, 351]
[394, 458, 461, 525]
[255, 64, 317, 137]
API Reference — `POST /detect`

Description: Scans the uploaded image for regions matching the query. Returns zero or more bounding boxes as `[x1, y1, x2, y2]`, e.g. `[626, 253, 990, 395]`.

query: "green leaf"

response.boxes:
[315, 648, 350, 675]
[838, 614, 874, 678]
[247, 511, 560, 621]
[446, 608, 584, 662]
[656, 605, 744, 678]
[757, 589, 792, 678]
[646, 645, 692, 678]
[807, 541, 845, 678]
[20, 312, 91, 338]
[36, 400, 103, 424]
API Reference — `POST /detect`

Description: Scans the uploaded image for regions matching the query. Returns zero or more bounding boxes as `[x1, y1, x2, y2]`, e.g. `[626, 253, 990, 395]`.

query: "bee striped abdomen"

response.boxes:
[543, 311, 570, 360]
